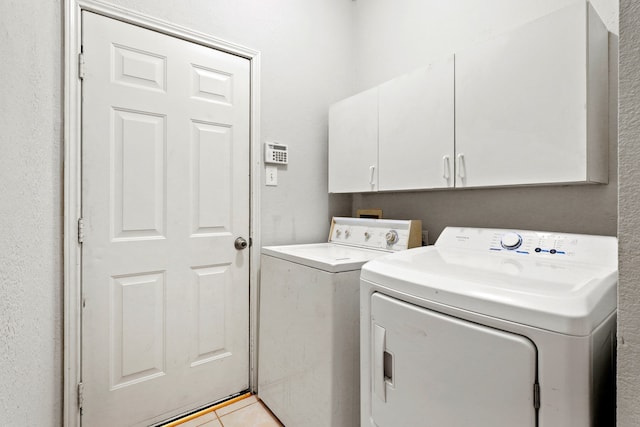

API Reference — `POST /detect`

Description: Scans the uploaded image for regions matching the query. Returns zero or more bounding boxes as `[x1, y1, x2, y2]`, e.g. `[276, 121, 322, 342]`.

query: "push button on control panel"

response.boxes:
[530, 247, 567, 255]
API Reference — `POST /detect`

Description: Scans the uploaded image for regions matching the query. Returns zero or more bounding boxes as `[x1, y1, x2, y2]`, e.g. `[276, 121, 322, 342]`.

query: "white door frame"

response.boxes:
[63, 1, 262, 425]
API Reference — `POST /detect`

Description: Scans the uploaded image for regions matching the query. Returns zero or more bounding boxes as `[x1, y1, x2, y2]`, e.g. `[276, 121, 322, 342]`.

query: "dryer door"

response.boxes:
[370, 293, 537, 427]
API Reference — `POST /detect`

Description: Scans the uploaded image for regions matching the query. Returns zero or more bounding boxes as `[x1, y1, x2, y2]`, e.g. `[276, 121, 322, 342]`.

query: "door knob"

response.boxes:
[234, 237, 248, 250]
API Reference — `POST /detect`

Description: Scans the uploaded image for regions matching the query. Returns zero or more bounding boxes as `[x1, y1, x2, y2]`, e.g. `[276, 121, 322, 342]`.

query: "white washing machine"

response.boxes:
[360, 227, 617, 427]
[259, 217, 421, 427]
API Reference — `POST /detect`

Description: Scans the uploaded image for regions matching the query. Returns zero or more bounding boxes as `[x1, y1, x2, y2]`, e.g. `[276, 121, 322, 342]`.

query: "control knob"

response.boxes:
[501, 232, 523, 250]
[385, 230, 399, 245]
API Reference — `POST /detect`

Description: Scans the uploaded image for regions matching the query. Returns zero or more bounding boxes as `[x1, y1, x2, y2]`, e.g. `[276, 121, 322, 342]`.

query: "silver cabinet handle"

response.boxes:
[456, 153, 465, 178]
[234, 237, 248, 250]
[369, 165, 376, 186]
[442, 155, 451, 180]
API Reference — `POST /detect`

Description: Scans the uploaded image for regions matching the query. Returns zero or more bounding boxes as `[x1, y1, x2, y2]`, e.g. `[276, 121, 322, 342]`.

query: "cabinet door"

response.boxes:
[369, 293, 537, 427]
[455, 2, 607, 187]
[379, 56, 455, 191]
[328, 88, 378, 193]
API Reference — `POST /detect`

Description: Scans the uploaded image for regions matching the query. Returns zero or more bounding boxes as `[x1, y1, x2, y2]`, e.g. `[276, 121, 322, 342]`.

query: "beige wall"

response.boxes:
[618, 0, 640, 424]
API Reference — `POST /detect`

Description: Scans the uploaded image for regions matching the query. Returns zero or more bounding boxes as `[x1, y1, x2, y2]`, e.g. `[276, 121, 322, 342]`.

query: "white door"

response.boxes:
[328, 87, 379, 193]
[370, 293, 537, 427]
[81, 12, 251, 426]
[454, 2, 607, 187]
[378, 56, 455, 191]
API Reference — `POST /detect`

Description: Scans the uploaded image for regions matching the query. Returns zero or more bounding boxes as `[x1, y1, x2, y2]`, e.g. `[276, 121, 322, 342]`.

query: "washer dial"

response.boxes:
[501, 232, 523, 250]
[385, 230, 399, 245]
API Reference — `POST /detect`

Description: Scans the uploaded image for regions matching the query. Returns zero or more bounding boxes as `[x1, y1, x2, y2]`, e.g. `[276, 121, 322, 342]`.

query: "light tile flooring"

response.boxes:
[177, 395, 283, 427]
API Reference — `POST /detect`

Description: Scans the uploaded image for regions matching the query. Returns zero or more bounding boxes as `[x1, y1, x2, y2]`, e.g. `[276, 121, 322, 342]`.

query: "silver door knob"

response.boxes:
[235, 237, 248, 250]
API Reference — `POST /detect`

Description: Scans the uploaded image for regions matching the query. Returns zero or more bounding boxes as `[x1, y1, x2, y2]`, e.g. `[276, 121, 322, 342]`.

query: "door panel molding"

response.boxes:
[64, 1, 261, 425]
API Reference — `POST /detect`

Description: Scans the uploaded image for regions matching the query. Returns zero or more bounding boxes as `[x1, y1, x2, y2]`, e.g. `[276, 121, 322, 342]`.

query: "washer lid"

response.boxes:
[262, 243, 388, 273]
[361, 234, 617, 336]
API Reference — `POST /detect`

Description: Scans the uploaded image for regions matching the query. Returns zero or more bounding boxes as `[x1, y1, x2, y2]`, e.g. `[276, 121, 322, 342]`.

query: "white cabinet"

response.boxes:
[328, 2, 608, 193]
[328, 88, 378, 193]
[329, 56, 454, 194]
[378, 56, 455, 191]
[455, 2, 608, 188]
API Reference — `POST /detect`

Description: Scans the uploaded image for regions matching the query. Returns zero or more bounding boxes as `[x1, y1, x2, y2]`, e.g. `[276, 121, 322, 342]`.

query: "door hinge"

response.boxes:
[77, 382, 84, 409]
[78, 53, 86, 80]
[533, 383, 540, 409]
[77, 218, 85, 244]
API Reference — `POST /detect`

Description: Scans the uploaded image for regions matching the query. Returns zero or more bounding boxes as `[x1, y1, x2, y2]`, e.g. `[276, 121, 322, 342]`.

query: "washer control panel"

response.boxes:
[491, 231, 574, 255]
[329, 217, 422, 251]
[436, 227, 617, 266]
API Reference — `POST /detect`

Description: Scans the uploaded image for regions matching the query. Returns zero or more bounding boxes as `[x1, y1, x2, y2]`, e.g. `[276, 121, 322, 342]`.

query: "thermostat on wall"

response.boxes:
[265, 142, 288, 164]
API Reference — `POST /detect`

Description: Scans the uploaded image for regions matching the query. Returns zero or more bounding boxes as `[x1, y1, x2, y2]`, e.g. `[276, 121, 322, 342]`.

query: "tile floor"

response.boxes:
[177, 395, 283, 427]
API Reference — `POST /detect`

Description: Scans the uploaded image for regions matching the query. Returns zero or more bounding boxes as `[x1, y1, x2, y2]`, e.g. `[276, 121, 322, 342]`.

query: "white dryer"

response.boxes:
[360, 227, 617, 427]
[259, 217, 421, 427]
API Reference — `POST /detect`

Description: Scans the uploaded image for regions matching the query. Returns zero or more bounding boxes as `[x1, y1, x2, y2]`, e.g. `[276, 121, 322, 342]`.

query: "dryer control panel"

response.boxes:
[436, 227, 617, 267]
[329, 217, 422, 251]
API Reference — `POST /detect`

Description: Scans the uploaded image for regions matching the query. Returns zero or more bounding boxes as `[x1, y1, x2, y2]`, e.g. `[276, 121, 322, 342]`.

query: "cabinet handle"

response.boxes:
[369, 165, 376, 186]
[456, 153, 465, 179]
[374, 324, 386, 402]
[442, 155, 451, 180]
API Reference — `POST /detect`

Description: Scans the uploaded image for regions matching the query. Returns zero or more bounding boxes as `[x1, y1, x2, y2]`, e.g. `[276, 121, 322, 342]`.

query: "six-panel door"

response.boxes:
[81, 12, 250, 426]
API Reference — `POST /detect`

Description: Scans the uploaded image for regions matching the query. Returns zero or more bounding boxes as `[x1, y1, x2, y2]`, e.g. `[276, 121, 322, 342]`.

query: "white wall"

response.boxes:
[350, 0, 619, 243]
[0, 1, 64, 425]
[101, 0, 354, 246]
[618, 0, 640, 424]
[2, 1, 637, 425]
[0, 1, 353, 425]
[352, 0, 617, 91]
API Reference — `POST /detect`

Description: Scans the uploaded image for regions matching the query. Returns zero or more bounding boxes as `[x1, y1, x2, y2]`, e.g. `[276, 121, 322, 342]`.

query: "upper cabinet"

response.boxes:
[329, 56, 455, 194]
[378, 56, 455, 191]
[455, 1, 608, 188]
[328, 2, 609, 193]
[328, 87, 378, 193]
